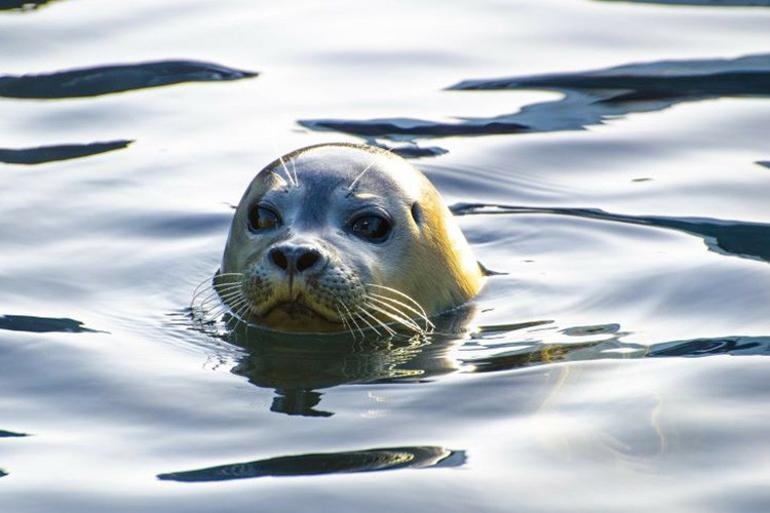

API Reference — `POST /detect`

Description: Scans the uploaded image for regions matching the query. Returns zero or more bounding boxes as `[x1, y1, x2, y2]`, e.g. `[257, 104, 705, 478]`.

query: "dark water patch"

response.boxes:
[0, 0, 57, 11]
[375, 143, 449, 159]
[0, 469, 6, 478]
[157, 446, 464, 482]
[0, 60, 257, 99]
[301, 54, 770, 140]
[0, 430, 28, 438]
[596, 0, 770, 6]
[0, 140, 132, 165]
[466, 334, 770, 373]
[757, 161, 770, 169]
[449, 55, 770, 96]
[451, 203, 770, 263]
[646, 336, 770, 357]
[0, 314, 101, 333]
[298, 117, 529, 138]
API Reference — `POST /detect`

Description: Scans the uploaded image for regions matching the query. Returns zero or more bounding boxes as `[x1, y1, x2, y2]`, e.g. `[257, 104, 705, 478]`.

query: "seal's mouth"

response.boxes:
[258, 298, 343, 332]
[264, 298, 325, 319]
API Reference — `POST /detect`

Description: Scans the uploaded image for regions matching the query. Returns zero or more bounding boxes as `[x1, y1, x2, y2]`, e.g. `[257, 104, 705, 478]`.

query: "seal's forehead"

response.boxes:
[287, 145, 424, 196]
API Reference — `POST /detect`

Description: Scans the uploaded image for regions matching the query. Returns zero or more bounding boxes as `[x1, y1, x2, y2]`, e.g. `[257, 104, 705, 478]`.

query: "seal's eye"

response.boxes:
[248, 205, 280, 232]
[351, 215, 391, 243]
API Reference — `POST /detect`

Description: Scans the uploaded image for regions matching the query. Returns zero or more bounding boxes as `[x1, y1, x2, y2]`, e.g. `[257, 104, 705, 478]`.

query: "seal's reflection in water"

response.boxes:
[222, 305, 476, 417]
[177, 303, 770, 482]
[159, 309, 475, 482]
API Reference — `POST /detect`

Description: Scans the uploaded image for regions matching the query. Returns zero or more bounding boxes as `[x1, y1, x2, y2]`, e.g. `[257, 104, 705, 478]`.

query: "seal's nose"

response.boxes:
[268, 244, 324, 274]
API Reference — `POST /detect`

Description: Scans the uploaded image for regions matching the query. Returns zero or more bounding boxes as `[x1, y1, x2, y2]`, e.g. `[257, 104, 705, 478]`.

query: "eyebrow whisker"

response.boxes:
[278, 154, 298, 187]
[346, 155, 380, 196]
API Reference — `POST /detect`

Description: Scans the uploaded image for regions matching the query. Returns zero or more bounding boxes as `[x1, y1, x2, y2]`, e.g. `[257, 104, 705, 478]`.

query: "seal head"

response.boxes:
[219, 143, 483, 334]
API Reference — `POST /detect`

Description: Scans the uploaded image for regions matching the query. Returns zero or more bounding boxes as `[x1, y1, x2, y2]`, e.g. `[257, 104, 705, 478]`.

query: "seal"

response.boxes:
[214, 143, 484, 335]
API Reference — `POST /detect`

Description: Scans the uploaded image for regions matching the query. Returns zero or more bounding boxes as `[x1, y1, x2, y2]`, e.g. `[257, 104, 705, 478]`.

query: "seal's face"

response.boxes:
[220, 144, 483, 334]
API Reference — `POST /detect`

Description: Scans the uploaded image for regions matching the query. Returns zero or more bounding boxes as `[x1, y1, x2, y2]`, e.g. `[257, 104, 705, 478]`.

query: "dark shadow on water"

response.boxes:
[0, 0, 57, 11]
[0, 60, 257, 99]
[0, 140, 132, 165]
[0, 314, 102, 334]
[299, 54, 770, 141]
[0, 430, 28, 438]
[451, 202, 770, 264]
[300, 118, 528, 138]
[157, 446, 464, 482]
[646, 336, 768, 356]
[596, 0, 770, 6]
[0, 469, 6, 478]
[376, 143, 449, 159]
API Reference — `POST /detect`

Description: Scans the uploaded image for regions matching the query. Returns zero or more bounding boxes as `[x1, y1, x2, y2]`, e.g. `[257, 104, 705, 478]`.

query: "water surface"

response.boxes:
[1, 0, 769, 511]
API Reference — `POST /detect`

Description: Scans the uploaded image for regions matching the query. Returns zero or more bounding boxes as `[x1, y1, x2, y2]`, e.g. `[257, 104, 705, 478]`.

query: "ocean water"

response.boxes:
[1, 0, 769, 511]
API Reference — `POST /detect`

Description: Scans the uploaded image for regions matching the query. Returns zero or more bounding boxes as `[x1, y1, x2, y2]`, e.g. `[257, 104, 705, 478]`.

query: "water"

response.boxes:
[1, 0, 769, 511]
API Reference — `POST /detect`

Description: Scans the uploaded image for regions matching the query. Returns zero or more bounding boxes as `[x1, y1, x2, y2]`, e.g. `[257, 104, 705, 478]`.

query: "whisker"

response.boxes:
[346, 155, 380, 196]
[192, 274, 242, 301]
[200, 301, 231, 319]
[365, 284, 434, 328]
[224, 295, 248, 312]
[354, 308, 382, 336]
[365, 298, 423, 334]
[367, 293, 433, 333]
[358, 307, 396, 336]
[192, 281, 217, 303]
[195, 289, 243, 313]
[278, 154, 297, 187]
[335, 305, 354, 338]
[212, 282, 245, 292]
[338, 300, 364, 340]
[229, 300, 253, 325]
[267, 138, 296, 189]
[213, 289, 245, 302]
[227, 301, 250, 326]
[190, 272, 250, 330]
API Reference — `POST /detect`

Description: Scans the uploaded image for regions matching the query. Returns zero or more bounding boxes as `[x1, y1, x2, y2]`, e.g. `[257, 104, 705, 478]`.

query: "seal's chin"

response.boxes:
[257, 300, 343, 333]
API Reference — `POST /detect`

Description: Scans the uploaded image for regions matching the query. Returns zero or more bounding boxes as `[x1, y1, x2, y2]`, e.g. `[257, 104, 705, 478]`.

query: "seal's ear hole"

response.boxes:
[411, 202, 423, 225]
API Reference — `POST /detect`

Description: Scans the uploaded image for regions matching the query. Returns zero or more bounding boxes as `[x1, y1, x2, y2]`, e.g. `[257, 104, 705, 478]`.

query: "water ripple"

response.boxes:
[0, 140, 132, 165]
[0, 60, 257, 99]
[300, 54, 770, 141]
[452, 203, 770, 264]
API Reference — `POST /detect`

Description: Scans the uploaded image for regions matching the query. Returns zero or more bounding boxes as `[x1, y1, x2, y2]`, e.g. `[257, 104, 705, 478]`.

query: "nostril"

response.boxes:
[269, 248, 289, 270]
[296, 249, 321, 272]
